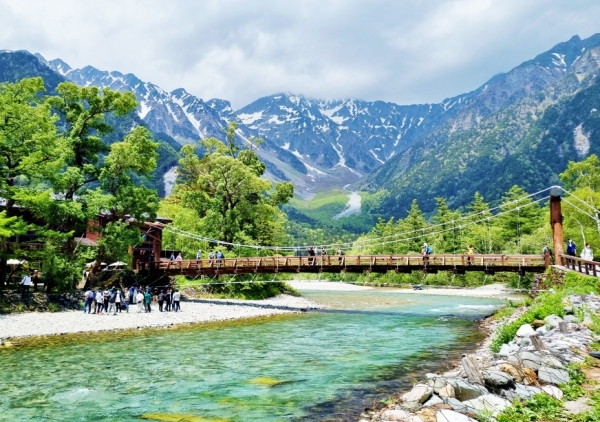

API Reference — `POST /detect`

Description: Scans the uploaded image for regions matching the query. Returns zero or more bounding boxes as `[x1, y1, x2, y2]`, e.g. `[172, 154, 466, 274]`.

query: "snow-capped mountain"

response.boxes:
[35, 33, 600, 194]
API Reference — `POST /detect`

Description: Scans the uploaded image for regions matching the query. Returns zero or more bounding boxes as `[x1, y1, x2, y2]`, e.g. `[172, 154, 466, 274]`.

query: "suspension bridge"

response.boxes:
[133, 186, 600, 279]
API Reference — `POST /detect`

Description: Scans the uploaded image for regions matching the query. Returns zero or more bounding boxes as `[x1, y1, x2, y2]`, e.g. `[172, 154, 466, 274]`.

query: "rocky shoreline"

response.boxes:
[362, 293, 599, 422]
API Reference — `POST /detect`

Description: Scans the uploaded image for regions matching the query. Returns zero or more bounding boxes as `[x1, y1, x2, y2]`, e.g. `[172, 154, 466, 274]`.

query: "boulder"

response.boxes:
[503, 383, 542, 401]
[541, 355, 565, 369]
[402, 384, 433, 404]
[564, 306, 574, 315]
[444, 398, 469, 413]
[522, 368, 538, 385]
[382, 409, 412, 421]
[516, 324, 536, 337]
[500, 363, 523, 382]
[538, 366, 570, 385]
[482, 370, 515, 387]
[446, 379, 488, 401]
[544, 315, 563, 328]
[564, 315, 578, 323]
[416, 408, 436, 422]
[536, 326, 548, 336]
[532, 320, 545, 329]
[428, 377, 448, 393]
[402, 401, 422, 412]
[438, 384, 455, 399]
[542, 385, 564, 400]
[436, 409, 477, 422]
[519, 337, 532, 347]
[498, 344, 512, 356]
[423, 395, 444, 408]
[508, 351, 542, 370]
[462, 394, 511, 416]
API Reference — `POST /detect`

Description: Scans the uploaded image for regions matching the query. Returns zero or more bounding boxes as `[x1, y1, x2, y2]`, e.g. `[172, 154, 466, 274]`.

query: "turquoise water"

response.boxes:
[0, 291, 502, 421]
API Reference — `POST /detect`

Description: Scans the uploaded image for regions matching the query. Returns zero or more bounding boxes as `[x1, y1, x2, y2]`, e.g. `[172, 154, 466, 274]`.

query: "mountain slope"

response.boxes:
[366, 43, 600, 215]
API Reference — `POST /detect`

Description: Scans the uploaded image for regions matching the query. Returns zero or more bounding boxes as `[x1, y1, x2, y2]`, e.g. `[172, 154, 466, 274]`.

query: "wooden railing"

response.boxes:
[136, 254, 547, 275]
[561, 254, 600, 277]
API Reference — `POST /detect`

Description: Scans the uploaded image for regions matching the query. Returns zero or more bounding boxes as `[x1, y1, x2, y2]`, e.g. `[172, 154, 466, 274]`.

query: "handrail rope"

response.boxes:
[562, 199, 600, 223]
[161, 187, 554, 251]
[161, 196, 547, 252]
[557, 186, 600, 214]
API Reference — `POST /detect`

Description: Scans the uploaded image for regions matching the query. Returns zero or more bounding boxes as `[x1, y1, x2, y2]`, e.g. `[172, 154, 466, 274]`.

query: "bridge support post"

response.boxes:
[550, 192, 564, 266]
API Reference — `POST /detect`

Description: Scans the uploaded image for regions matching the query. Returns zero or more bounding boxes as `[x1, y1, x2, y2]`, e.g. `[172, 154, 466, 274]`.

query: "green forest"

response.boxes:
[1, 76, 600, 295]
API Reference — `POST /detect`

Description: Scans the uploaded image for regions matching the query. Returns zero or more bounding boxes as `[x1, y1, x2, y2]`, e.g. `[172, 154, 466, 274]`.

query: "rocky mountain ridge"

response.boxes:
[29, 33, 600, 196]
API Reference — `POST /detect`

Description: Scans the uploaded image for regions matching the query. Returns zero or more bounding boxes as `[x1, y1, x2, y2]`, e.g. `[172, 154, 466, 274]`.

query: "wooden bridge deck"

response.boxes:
[137, 254, 548, 276]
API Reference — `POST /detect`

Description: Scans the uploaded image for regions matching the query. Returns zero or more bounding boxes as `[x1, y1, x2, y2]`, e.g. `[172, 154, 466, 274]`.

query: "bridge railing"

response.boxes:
[137, 254, 546, 273]
[560, 254, 600, 277]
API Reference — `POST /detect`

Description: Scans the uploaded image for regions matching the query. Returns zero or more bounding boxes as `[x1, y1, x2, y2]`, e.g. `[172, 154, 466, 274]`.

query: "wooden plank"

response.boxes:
[530, 334, 545, 351]
[461, 355, 484, 385]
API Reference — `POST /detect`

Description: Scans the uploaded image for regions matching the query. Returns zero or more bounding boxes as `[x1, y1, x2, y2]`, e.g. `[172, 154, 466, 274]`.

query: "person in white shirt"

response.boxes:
[172, 290, 181, 312]
[95, 290, 104, 314]
[20, 272, 32, 300]
[581, 243, 594, 261]
[136, 291, 144, 313]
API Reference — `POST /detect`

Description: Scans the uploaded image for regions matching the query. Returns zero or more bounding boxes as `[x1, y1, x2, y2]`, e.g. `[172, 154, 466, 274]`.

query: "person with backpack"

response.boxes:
[208, 251, 215, 267]
[103, 288, 110, 313]
[216, 250, 224, 267]
[422, 243, 433, 265]
[542, 243, 554, 265]
[108, 287, 118, 316]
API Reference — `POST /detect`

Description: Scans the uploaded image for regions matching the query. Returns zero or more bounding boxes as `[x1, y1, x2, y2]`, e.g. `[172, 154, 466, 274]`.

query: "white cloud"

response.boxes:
[1, 0, 599, 108]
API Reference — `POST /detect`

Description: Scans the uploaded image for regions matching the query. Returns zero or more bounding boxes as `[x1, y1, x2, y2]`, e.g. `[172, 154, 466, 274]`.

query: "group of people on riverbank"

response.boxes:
[83, 286, 182, 315]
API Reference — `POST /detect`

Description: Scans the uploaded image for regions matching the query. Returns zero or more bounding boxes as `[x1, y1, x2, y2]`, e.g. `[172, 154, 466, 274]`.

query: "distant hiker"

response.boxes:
[208, 251, 215, 266]
[84, 289, 94, 313]
[337, 248, 344, 265]
[422, 243, 432, 265]
[170, 252, 175, 261]
[172, 290, 181, 312]
[103, 288, 110, 313]
[158, 290, 165, 312]
[165, 288, 172, 312]
[20, 272, 32, 300]
[542, 243, 554, 265]
[94, 290, 103, 314]
[321, 247, 328, 264]
[176, 252, 183, 261]
[123, 288, 131, 313]
[216, 250, 224, 266]
[581, 243, 594, 261]
[196, 249, 202, 260]
[115, 289, 122, 313]
[108, 287, 117, 316]
[136, 290, 144, 313]
[567, 238, 577, 257]
[466, 245, 475, 265]
[144, 290, 152, 313]
[307, 247, 316, 265]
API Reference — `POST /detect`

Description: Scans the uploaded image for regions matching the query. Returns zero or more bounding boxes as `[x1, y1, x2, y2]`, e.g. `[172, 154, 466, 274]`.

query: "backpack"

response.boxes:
[425, 246, 433, 254]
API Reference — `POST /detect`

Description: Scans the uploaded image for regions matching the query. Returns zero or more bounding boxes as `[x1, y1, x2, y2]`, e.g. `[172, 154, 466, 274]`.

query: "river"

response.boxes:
[0, 290, 502, 421]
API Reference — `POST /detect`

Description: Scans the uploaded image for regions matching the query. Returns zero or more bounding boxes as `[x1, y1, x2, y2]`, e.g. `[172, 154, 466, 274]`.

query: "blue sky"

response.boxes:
[1, 0, 600, 108]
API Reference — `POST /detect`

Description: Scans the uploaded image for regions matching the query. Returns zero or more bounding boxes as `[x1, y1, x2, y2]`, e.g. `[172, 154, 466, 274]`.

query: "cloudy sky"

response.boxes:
[1, 0, 599, 109]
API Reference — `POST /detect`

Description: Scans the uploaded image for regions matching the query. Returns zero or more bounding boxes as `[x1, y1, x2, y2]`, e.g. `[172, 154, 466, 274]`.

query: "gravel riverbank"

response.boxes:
[0, 294, 319, 340]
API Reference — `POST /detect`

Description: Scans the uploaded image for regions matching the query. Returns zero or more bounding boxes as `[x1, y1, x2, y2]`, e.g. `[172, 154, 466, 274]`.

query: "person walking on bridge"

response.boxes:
[567, 238, 577, 257]
[581, 243, 594, 261]
[466, 245, 475, 265]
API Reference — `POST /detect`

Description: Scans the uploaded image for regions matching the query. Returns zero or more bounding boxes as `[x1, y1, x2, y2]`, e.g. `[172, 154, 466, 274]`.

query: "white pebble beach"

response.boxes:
[0, 294, 319, 340]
